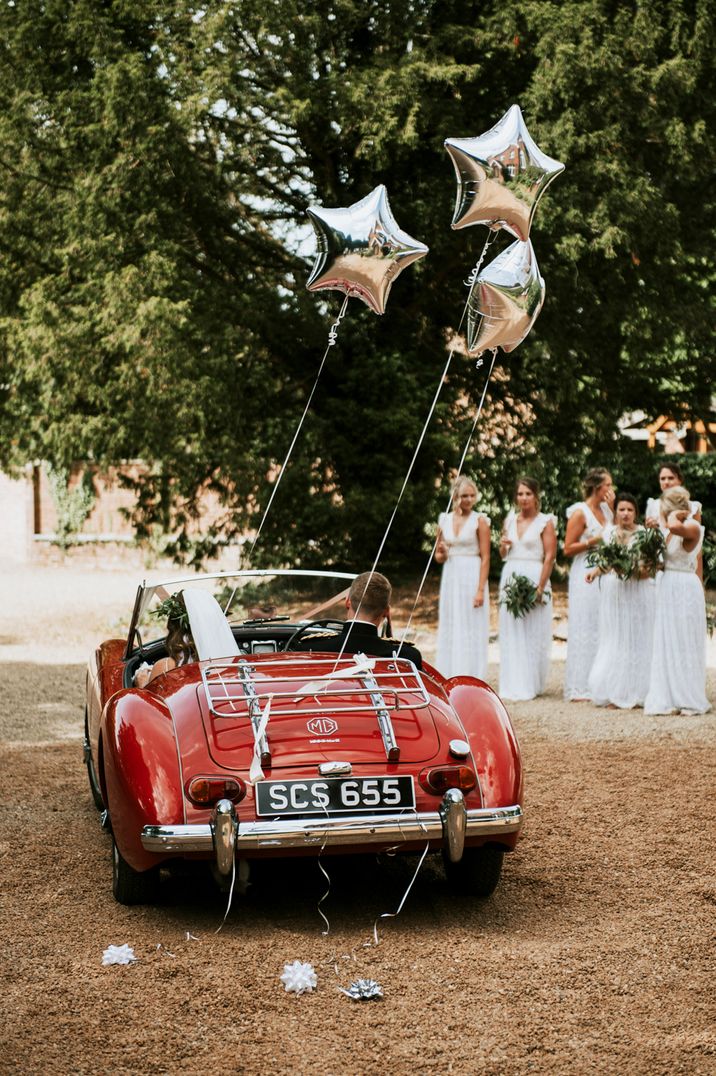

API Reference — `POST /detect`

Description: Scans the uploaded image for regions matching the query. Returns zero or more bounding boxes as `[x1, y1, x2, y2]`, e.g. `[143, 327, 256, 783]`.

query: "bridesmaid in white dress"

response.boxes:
[563, 467, 615, 700]
[586, 494, 656, 708]
[644, 486, 710, 715]
[644, 461, 703, 581]
[435, 475, 491, 679]
[498, 477, 557, 700]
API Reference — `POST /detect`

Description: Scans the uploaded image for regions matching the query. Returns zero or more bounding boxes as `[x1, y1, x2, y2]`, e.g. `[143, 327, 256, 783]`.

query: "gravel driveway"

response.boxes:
[1, 560, 714, 1075]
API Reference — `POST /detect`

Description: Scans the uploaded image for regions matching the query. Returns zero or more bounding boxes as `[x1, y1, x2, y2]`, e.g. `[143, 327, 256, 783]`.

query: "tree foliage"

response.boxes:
[0, 0, 713, 570]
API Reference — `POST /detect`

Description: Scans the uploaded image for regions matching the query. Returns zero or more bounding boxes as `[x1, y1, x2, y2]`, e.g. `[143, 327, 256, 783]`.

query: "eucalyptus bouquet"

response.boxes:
[630, 527, 666, 578]
[499, 574, 549, 619]
[585, 540, 635, 580]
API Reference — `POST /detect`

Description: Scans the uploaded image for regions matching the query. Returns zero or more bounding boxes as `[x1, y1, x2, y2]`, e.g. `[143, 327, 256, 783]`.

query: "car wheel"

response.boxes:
[443, 844, 504, 898]
[84, 709, 104, 812]
[112, 838, 160, 905]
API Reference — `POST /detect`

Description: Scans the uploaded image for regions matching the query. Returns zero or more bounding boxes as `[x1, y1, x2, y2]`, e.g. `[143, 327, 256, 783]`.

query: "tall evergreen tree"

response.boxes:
[0, 0, 713, 567]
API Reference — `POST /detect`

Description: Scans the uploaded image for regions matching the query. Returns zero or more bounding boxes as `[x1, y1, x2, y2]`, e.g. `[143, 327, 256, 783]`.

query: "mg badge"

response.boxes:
[307, 717, 338, 736]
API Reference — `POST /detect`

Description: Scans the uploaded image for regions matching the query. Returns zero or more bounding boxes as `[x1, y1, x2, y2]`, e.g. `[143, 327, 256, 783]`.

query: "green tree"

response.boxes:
[0, 0, 713, 570]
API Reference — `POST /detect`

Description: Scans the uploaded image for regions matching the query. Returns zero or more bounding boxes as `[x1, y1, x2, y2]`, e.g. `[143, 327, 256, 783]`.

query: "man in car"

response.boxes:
[292, 570, 423, 668]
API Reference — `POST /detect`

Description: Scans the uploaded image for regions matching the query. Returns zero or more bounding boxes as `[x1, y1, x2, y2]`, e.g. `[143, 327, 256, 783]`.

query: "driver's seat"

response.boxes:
[183, 590, 240, 661]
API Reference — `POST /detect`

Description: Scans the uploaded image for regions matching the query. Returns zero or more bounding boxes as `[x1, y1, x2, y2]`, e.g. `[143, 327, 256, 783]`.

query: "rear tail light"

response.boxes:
[186, 776, 247, 807]
[419, 765, 477, 795]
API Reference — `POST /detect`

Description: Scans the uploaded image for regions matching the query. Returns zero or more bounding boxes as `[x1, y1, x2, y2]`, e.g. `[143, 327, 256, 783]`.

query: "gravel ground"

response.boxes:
[1, 560, 714, 1075]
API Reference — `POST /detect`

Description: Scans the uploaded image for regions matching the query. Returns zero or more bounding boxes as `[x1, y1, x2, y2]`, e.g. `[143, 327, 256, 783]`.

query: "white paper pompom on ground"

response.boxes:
[280, 960, 317, 994]
[101, 943, 137, 966]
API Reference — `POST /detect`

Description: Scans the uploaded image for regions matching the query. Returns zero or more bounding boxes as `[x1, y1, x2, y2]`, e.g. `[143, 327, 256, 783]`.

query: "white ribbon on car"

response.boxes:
[249, 695, 273, 784]
[292, 653, 376, 703]
[248, 655, 376, 784]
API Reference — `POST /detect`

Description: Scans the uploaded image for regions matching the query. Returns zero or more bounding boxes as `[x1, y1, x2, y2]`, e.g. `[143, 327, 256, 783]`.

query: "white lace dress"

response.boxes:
[498, 511, 555, 700]
[436, 510, 490, 679]
[587, 525, 656, 708]
[564, 501, 614, 700]
[644, 526, 710, 715]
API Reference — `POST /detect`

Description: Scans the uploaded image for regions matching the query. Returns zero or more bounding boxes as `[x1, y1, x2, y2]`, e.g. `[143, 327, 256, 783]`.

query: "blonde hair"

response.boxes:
[450, 475, 477, 507]
[660, 485, 690, 516]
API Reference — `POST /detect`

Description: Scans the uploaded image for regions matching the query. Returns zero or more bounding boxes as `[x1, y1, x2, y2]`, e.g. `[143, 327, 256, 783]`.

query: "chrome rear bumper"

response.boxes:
[141, 797, 522, 875]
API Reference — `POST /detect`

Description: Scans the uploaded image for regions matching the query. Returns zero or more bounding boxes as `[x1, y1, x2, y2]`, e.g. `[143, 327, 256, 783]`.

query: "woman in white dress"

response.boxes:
[498, 477, 557, 700]
[644, 486, 710, 715]
[586, 493, 656, 709]
[563, 467, 615, 700]
[645, 462, 702, 580]
[435, 475, 491, 679]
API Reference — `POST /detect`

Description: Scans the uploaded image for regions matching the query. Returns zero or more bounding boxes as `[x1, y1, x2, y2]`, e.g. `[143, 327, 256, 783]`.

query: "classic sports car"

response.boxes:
[85, 570, 523, 904]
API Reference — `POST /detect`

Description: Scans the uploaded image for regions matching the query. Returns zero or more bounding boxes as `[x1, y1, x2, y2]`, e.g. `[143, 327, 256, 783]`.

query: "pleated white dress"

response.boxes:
[644, 526, 710, 715]
[587, 525, 656, 708]
[436, 511, 490, 680]
[498, 511, 555, 700]
[564, 501, 613, 700]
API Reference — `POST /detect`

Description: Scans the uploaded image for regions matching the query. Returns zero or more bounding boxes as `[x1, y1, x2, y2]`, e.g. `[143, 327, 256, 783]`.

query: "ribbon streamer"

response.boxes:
[370, 840, 431, 946]
[249, 695, 273, 784]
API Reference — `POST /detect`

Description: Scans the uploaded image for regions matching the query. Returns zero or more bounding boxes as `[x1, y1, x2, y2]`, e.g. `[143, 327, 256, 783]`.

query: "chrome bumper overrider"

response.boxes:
[140, 796, 523, 876]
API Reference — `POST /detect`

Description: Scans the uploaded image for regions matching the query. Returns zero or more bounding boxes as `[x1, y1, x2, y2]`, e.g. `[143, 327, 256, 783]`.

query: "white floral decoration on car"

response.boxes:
[280, 960, 317, 994]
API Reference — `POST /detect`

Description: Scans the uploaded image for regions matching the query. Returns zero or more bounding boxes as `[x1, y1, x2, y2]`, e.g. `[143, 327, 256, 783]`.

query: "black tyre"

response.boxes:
[112, 838, 160, 905]
[84, 709, 104, 812]
[443, 844, 505, 898]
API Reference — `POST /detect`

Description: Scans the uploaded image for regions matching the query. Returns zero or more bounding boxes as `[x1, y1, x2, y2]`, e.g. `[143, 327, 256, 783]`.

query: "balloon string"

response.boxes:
[330, 234, 495, 670]
[396, 347, 498, 658]
[248, 294, 350, 560]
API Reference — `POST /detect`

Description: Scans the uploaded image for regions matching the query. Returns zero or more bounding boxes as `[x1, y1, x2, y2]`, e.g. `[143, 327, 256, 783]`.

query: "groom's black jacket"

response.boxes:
[292, 620, 422, 669]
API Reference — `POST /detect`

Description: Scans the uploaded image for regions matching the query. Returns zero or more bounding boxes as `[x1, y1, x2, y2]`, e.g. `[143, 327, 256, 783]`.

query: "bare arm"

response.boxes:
[564, 510, 600, 558]
[474, 518, 491, 607]
[434, 527, 448, 564]
[666, 511, 700, 552]
[537, 520, 557, 595]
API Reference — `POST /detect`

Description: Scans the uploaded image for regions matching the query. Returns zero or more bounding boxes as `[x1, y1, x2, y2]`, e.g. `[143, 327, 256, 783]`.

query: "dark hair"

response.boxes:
[582, 467, 611, 498]
[515, 475, 540, 507]
[658, 462, 684, 483]
[614, 492, 638, 518]
[349, 571, 391, 617]
[165, 594, 195, 665]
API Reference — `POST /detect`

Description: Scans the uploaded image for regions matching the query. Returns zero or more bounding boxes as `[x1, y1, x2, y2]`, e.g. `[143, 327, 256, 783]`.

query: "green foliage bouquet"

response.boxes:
[630, 527, 667, 579]
[585, 540, 635, 580]
[499, 574, 549, 619]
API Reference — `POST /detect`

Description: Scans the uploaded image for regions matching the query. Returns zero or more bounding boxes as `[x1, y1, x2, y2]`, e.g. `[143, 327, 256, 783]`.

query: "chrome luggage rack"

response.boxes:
[200, 655, 430, 763]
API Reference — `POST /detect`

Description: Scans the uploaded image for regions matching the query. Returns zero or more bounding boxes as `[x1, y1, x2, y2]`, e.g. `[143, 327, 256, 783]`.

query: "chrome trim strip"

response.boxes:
[360, 663, 400, 762]
[141, 804, 522, 854]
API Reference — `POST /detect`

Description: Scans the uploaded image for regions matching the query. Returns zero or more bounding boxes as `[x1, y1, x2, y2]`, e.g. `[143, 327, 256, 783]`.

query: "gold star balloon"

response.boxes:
[445, 105, 564, 242]
[306, 184, 429, 315]
[466, 238, 545, 355]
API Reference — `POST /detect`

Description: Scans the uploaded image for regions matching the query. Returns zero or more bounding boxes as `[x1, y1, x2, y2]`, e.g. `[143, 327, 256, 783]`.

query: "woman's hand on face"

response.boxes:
[604, 487, 616, 508]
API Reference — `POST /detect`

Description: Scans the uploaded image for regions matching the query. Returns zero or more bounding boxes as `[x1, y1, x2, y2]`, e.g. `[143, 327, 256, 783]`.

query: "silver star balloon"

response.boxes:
[306, 184, 429, 315]
[445, 104, 564, 241]
[467, 238, 545, 355]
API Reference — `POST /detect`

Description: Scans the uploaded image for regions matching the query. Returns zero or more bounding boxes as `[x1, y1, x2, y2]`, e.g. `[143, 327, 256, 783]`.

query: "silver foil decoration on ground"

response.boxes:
[467, 238, 545, 355]
[340, 978, 384, 1001]
[306, 184, 429, 315]
[445, 104, 564, 242]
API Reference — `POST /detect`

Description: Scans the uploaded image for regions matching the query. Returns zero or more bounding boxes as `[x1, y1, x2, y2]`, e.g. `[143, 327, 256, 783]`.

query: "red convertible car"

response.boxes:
[85, 570, 523, 904]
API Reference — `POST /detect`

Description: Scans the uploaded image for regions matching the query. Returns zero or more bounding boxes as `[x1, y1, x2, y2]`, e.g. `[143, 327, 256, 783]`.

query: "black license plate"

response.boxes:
[255, 775, 415, 817]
